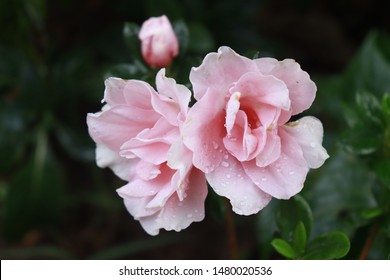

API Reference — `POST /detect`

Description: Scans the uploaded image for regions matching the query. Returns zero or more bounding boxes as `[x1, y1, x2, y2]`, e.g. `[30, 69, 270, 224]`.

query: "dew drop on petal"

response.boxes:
[310, 142, 316, 148]
[226, 174, 231, 179]
[187, 213, 193, 218]
[221, 161, 230, 167]
[224, 154, 229, 160]
[261, 177, 267, 182]
[212, 141, 219, 149]
[289, 170, 295, 175]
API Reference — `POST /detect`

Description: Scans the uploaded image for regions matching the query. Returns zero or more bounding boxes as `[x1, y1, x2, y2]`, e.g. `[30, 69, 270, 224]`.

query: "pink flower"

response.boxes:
[138, 15, 179, 68]
[87, 69, 207, 235]
[183, 47, 329, 215]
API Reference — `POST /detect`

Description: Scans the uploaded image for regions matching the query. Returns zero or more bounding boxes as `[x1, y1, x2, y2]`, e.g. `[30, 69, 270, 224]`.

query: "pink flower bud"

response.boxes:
[138, 15, 179, 68]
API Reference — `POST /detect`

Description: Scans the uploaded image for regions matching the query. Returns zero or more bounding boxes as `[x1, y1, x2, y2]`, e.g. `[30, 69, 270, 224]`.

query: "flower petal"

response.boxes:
[283, 116, 329, 169]
[206, 155, 272, 215]
[231, 71, 290, 110]
[137, 167, 207, 235]
[156, 69, 191, 118]
[119, 117, 179, 164]
[95, 143, 137, 181]
[243, 128, 309, 199]
[255, 129, 281, 167]
[87, 105, 160, 151]
[190, 46, 257, 100]
[223, 110, 259, 161]
[255, 58, 316, 115]
[182, 88, 226, 173]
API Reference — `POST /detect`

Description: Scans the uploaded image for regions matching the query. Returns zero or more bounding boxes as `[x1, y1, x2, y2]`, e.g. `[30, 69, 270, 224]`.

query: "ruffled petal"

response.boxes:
[182, 88, 227, 173]
[190, 46, 257, 100]
[119, 117, 179, 164]
[95, 143, 137, 181]
[223, 110, 259, 161]
[283, 116, 329, 169]
[255, 58, 316, 115]
[206, 155, 272, 215]
[155, 69, 191, 118]
[231, 72, 290, 110]
[87, 105, 160, 151]
[243, 128, 309, 199]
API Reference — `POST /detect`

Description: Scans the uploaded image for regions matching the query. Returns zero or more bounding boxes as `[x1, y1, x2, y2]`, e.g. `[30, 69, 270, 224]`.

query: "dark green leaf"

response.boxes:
[173, 20, 189, 54]
[187, 22, 216, 54]
[2, 130, 65, 241]
[123, 22, 141, 60]
[361, 208, 383, 219]
[374, 159, 390, 187]
[104, 61, 148, 80]
[355, 91, 383, 125]
[292, 222, 307, 255]
[276, 195, 313, 241]
[303, 232, 350, 260]
[344, 31, 390, 98]
[271, 238, 296, 259]
[0, 246, 74, 259]
[88, 235, 182, 259]
[382, 93, 390, 123]
[304, 151, 377, 237]
[341, 123, 383, 155]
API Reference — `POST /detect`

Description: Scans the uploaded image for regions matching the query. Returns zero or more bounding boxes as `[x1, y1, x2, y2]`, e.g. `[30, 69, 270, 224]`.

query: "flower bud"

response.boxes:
[138, 15, 179, 68]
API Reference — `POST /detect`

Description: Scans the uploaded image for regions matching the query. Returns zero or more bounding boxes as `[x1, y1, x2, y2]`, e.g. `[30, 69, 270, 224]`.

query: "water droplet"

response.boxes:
[221, 161, 230, 167]
[224, 154, 229, 160]
[310, 142, 316, 148]
[289, 171, 295, 175]
[187, 213, 193, 218]
[194, 209, 199, 213]
[178, 202, 183, 207]
[226, 174, 231, 178]
[261, 177, 267, 182]
[212, 141, 219, 149]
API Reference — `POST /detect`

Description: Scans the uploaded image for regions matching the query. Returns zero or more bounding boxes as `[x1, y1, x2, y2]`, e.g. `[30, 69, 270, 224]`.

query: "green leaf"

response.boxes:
[271, 239, 296, 259]
[361, 208, 383, 219]
[104, 61, 148, 80]
[292, 222, 307, 255]
[374, 159, 390, 187]
[304, 151, 377, 237]
[88, 235, 183, 259]
[173, 20, 189, 54]
[2, 129, 65, 241]
[123, 22, 141, 60]
[382, 93, 390, 124]
[276, 195, 313, 241]
[344, 31, 390, 98]
[355, 91, 383, 125]
[341, 122, 383, 155]
[303, 232, 350, 260]
[187, 22, 216, 54]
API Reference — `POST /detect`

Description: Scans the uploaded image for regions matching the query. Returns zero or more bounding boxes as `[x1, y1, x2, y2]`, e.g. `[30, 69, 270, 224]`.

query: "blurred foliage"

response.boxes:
[1, 0, 390, 260]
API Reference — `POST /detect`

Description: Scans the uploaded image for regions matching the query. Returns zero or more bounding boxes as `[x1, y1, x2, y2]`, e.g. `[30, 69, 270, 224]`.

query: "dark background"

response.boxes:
[1, 0, 389, 259]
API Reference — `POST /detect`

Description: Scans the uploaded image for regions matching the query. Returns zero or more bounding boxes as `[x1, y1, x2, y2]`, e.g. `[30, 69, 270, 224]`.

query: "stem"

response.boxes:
[224, 198, 238, 259]
[359, 223, 379, 260]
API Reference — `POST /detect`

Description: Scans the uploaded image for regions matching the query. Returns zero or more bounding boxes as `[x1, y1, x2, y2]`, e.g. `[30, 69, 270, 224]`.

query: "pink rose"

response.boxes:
[138, 15, 179, 68]
[87, 69, 207, 235]
[183, 47, 329, 215]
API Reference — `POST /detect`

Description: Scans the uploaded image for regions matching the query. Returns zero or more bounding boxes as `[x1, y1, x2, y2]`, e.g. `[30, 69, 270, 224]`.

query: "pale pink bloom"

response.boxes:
[183, 47, 329, 215]
[139, 15, 179, 68]
[87, 69, 207, 235]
